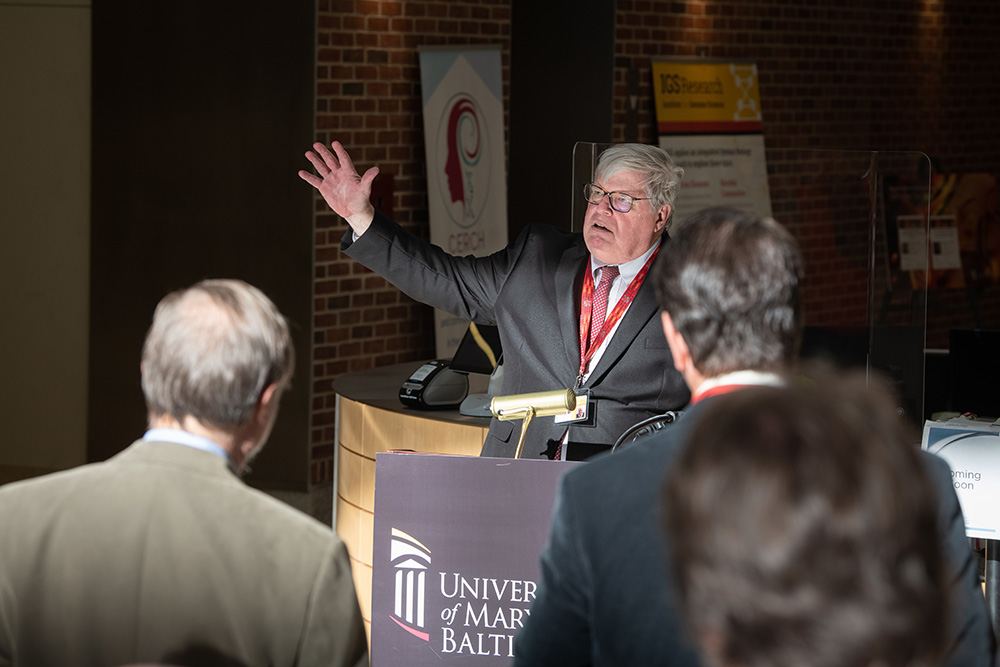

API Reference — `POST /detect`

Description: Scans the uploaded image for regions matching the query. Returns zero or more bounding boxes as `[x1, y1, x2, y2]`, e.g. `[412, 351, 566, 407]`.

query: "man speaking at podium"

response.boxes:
[300, 141, 690, 460]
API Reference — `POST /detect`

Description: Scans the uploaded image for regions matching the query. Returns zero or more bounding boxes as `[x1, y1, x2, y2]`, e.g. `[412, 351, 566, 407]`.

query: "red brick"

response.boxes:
[380, 33, 404, 48]
[308, 0, 1000, 462]
[382, 1, 403, 16]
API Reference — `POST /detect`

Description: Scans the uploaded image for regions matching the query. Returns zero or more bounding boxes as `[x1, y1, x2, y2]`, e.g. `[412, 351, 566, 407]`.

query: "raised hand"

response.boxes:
[298, 141, 380, 236]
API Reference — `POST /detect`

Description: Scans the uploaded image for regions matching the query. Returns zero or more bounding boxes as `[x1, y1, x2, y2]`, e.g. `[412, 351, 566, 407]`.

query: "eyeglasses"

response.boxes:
[584, 183, 650, 214]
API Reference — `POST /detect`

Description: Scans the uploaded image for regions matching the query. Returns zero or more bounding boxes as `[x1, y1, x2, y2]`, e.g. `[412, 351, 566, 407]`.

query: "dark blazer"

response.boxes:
[0, 440, 369, 667]
[513, 395, 996, 667]
[342, 212, 690, 459]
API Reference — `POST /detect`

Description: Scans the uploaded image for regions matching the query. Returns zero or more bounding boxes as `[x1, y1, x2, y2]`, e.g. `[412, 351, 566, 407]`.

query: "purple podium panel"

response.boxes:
[370, 453, 581, 666]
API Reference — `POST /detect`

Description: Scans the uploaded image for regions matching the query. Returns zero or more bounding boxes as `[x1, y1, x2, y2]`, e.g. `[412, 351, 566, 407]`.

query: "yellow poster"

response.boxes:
[651, 60, 763, 134]
[653, 59, 771, 219]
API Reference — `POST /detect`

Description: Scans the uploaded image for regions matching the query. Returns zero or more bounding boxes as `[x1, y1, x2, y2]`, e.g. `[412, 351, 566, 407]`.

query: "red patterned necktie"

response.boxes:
[589, 265, 619, 350]
[555, 265, 620, 461]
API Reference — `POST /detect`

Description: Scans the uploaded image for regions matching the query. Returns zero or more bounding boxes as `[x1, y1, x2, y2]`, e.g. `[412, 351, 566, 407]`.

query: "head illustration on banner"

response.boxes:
[439, 92, 491, 228]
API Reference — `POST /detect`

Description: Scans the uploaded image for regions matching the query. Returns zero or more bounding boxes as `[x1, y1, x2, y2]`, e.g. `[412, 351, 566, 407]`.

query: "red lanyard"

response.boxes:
[577, 245, 660, 387]
[690, 384, 747, 404]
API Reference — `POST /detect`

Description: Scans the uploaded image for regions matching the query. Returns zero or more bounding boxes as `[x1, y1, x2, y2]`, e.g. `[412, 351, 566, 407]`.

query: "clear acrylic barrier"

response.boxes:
[573, 142, 931, 425]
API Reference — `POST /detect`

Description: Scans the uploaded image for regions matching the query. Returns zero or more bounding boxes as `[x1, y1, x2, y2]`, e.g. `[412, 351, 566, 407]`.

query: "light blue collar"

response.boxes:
[143, 428, 236, 472]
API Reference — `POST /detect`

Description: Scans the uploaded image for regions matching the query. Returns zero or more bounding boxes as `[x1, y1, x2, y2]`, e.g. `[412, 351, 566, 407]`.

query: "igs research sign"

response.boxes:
[651, 58, 772, 223]
[371, 453, 578, 665]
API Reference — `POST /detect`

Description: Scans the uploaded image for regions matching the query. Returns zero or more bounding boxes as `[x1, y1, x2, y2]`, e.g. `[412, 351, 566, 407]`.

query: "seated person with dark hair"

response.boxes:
[513, 206, 993, 666]
[663, 373, 949, 667]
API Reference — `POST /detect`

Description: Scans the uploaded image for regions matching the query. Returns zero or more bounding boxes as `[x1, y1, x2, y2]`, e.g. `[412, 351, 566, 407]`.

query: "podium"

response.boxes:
[369, 453, 580, 666]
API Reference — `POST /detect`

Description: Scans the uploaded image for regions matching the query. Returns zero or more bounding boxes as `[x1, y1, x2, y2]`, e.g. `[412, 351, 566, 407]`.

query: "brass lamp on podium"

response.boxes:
[490, 389, 576, 459]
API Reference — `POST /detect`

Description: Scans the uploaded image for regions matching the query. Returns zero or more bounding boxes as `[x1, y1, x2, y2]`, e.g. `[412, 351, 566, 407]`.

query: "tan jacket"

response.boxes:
[0, 440, 368, 667]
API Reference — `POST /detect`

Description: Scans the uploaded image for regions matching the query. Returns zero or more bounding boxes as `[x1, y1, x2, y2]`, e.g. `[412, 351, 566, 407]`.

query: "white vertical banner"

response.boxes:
[419, 46, 508, 358]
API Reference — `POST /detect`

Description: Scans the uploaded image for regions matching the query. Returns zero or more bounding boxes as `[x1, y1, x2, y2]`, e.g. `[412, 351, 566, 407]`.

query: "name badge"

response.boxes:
[554, 389, 589, 424]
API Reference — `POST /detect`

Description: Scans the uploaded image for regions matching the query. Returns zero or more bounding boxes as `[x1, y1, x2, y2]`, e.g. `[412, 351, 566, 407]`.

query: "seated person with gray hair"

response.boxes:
[0, 279, 368, 667]
[663, 373, 950, 667]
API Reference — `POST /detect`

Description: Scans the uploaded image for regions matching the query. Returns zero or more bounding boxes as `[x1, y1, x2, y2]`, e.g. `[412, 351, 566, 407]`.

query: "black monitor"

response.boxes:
[950, 329, 1000, 419]
[800, 325, 925, 425]
[448, 323, 502, 375]
[800, 325, 869, 369]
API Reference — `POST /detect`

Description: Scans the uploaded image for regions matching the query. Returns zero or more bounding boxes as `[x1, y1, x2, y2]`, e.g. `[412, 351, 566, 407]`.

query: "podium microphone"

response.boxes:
[491, 389, 575, 459]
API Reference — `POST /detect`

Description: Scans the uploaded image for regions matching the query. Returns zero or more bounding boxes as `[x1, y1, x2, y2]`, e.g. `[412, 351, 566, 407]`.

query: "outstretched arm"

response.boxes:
[298, 141, 379, 237]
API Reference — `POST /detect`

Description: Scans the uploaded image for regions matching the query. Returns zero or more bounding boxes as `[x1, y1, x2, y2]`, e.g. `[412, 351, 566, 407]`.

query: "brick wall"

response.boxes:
[310, 0, 511, 485]
[613, 1, 999, 160]
[613, 0, 1000, 348]
[309, 0, 999, 483]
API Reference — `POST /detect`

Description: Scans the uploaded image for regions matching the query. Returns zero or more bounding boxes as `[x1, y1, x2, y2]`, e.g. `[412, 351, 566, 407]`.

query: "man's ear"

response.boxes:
[697, 628, 727, 667]
[661, 311, 690, 374]
[255, 383, 281, 423]
[654, 204, 671, 234]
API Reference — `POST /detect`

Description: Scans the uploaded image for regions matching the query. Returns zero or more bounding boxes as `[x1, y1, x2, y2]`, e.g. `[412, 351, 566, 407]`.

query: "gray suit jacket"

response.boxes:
[0, 440, 369, 667]
[513, 396, 996, 667]
[342, 212, 690, 459]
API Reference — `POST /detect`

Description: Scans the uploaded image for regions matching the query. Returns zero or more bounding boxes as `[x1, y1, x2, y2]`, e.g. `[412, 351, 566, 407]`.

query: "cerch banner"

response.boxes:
[419, 46, 509, 357]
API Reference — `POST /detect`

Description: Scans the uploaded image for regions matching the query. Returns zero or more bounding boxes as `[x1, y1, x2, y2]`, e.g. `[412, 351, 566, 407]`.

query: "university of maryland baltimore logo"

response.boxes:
[435, 92, 492, 228]
[390, 528, 432, 641]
